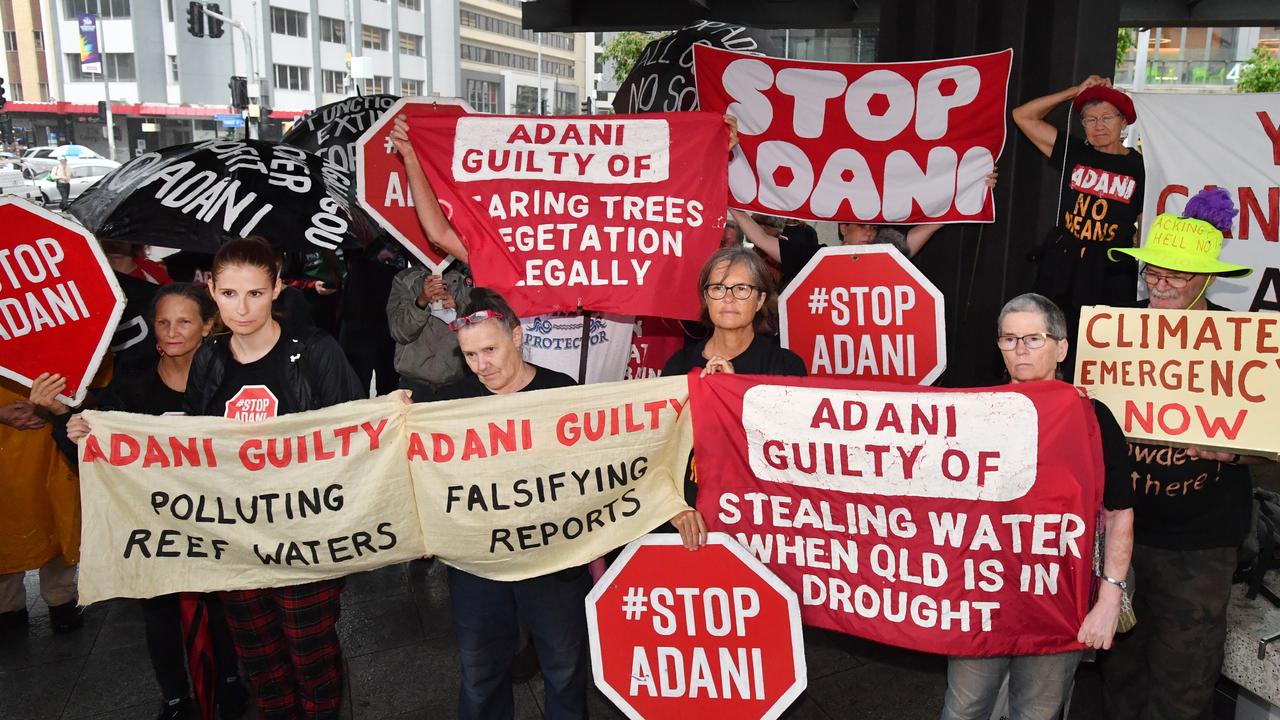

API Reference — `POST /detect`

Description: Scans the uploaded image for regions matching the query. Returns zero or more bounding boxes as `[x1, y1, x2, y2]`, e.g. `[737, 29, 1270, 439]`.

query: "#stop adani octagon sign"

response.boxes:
[0, 197, 124, 404]
[355, 97, 473, 273]
[781, 244, 945, 383]
[587, 533, 806, 720]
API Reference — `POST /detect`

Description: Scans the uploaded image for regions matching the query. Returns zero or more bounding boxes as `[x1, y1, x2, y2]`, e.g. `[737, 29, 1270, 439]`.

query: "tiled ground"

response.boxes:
[0, 558, 1239, 720]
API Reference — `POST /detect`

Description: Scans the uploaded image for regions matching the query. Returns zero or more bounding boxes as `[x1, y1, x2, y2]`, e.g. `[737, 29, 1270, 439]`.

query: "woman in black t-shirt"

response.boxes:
[940, 292, 1135, 720]
[36, 284, 250, 720]
[184, 237, 363, 720]
[661, 246, 807, 378]
[1013, 76, 1144, 334]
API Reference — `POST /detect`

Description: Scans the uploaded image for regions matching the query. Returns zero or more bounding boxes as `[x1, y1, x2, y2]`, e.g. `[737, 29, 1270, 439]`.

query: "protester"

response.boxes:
[1100, 188, 1273, 720]
[940, 292, 1134, 720]
[100, 239, 174, 286]
[341, 241, 404, 395]
[388, 261, 472, 399]
[661, 247, 806, 519]
[0, 380, 81, 635]
[1012, 75, 1143, 339]
[417, 287, 585, 719]
[661, 246, 806, 378]
[44, 284, 249, 720]
[183, 237, 364, 720]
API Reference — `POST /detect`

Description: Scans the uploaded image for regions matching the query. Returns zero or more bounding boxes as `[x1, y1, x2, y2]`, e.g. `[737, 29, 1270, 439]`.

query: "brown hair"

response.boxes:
[148, 282, 218, 325]
[696, 246, 779, 333]
[211, 236, 279, 285]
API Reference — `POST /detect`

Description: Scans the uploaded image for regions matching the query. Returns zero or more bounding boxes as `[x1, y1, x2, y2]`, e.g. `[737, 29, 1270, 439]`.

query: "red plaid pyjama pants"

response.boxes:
[221, 579, 345, 720]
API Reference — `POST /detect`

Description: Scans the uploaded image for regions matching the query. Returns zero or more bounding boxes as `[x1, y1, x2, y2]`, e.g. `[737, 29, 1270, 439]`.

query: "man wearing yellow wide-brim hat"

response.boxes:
[1100, 187, 1270, 720]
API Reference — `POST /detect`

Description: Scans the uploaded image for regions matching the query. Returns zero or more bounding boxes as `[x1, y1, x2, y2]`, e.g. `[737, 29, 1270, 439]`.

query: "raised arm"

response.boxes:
[730, 208, 781, 263]
[390, 116, 469, 263]
[1011, 75, 1109, 158]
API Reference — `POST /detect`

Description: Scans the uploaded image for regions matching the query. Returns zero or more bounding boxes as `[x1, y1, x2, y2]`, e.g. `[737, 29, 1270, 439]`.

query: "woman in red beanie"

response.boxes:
[1012, 76, 1144, 377]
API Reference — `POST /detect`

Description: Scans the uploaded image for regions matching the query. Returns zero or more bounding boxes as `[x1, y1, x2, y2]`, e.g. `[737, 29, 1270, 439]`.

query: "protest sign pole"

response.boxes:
[576, 301, 590, 384]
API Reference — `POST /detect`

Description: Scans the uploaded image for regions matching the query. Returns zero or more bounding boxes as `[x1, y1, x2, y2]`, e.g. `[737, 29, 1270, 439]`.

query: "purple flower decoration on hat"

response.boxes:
[1182, 186, 1237, 233]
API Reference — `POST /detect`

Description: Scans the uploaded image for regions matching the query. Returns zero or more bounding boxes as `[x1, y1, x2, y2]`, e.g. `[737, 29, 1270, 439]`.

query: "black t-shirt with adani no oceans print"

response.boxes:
[1049, 133, 1145, 248]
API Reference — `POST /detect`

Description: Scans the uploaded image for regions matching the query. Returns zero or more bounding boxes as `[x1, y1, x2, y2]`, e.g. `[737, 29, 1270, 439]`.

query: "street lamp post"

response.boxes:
[95, 1, 116, 161]
[201, 4, 261, 138]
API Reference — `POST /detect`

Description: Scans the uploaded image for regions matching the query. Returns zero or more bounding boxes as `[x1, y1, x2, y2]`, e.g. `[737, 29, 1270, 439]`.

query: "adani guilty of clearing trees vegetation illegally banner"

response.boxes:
[689, 374, 1104, 657]
[406, 113, 728, 320]
[693, 46, 1011, 224]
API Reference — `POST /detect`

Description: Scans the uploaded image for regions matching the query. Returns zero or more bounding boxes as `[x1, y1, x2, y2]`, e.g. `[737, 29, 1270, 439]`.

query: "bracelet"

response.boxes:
[1099, 575, 1128, 591]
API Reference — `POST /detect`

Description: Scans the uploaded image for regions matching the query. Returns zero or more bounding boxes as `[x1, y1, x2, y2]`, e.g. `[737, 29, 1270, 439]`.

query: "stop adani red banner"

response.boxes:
[688, 374, 1103, 657]
[407, 113, 727, 320]
[693, 46, 1011, 224]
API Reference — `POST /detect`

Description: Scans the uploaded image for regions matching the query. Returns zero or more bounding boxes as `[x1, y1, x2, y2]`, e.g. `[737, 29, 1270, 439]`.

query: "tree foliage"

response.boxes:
[1237, 46, 1280, 93]
[599, 32, 668, 85]
[1116, 28, 1135, 67]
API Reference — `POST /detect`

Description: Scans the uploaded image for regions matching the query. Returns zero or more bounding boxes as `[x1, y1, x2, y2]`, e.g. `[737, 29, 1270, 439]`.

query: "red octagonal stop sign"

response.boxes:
[780, 244, 946, 384]
[0, 198, 124, 405]
[587, 533, 806, 720]
[355, 97, 473, 273]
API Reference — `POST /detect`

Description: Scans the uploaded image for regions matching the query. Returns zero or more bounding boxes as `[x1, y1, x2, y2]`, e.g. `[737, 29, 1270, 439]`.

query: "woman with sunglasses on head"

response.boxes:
[38, 284, 250, 720]
[183, 237, 364, 720]
[939, 292, 1134, 720]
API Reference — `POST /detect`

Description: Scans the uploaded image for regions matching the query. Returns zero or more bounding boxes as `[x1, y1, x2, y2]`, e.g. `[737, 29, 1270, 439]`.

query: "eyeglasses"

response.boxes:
[996, 333, 1062, 351]
[1141, 268, 1197, 288]
[1081, 114, 1122, 128]
[704, 283, 759, 300]
[448, 309, 504, 331]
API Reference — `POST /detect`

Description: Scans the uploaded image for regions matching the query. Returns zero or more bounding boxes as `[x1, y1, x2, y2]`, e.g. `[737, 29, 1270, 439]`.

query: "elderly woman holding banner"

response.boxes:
[940, 292, 1135, 720]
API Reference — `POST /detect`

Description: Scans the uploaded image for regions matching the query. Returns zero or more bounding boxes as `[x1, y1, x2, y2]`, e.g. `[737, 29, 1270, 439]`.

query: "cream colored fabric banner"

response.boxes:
[77, 395, 425, 604]
[1075, 306, 1280, 459]
[408, 376, 693, 580]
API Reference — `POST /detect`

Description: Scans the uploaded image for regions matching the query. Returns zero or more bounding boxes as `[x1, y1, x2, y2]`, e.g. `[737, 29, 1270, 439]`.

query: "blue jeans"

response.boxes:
[940, 652, 1082, 720]
[447, 566, 592, 720]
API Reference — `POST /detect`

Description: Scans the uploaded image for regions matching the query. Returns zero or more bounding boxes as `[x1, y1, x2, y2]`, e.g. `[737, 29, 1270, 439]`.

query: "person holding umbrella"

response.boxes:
[51, 156, 72, 210]
[185, 237, 363, 720]
[36, 283, 250, 720]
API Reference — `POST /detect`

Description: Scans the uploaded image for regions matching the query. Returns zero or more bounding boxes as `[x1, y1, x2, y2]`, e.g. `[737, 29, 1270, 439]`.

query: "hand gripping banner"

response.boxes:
[693, 46, 1011, 225]
[688, 374, 1104, 657]
[407, 112, 728, 321]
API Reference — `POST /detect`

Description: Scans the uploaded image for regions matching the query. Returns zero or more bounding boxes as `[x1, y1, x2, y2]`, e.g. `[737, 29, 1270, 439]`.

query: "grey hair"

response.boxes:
[1079, 99, 1108, 114]
[997, 293, 1068, 339]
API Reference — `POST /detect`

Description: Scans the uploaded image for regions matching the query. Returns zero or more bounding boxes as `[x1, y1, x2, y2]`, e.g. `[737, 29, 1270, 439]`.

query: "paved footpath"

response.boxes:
[0, 558, 1235, 719]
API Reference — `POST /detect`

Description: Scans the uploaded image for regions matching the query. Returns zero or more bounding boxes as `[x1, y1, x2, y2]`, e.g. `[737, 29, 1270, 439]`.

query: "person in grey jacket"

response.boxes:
[387, 262, 473, 400]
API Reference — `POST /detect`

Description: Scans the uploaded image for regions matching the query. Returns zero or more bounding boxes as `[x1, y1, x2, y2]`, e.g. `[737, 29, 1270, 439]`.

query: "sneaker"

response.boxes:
[155, 697, 191, 720]
[0, 607, 29, 632]
[48, 600, 83, 634]
[217, 678, 251, 720]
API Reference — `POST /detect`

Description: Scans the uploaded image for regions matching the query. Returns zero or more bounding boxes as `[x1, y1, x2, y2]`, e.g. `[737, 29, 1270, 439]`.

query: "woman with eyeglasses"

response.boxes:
[939, 292, 1134, 720]
[661, 246, 806, 379]
[658, 248, 806, 543]
[1012, 76, 1144, 362]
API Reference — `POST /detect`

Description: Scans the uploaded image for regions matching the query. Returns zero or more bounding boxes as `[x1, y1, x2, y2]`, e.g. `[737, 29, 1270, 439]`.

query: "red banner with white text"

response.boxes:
[407, 113, 727, 320]
[693, 46, 1011, 224]
[689, 374, 1102, 657]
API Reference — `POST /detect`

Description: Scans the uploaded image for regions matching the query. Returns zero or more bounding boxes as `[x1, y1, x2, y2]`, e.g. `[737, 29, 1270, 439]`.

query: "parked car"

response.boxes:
[0, 161, 42, 203]
[35, 158, 121, 205]
[23, 144, 104, 173]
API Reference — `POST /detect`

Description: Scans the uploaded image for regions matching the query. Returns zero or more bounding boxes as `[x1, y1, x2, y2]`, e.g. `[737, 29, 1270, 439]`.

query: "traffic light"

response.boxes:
[205, 3, 224, 38]
[186, 1, 204, 37]
[580, 99, 591, 115]
[228, 76, 248, 109]
[0, 78, 6, 111]
[97, 100, 107, 123]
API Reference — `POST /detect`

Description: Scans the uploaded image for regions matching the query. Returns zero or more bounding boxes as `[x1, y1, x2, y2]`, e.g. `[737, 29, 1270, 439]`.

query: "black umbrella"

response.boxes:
[70, 139, 382, 253]
[612, 21, 776, 114]
[281, 94, 400, 174]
